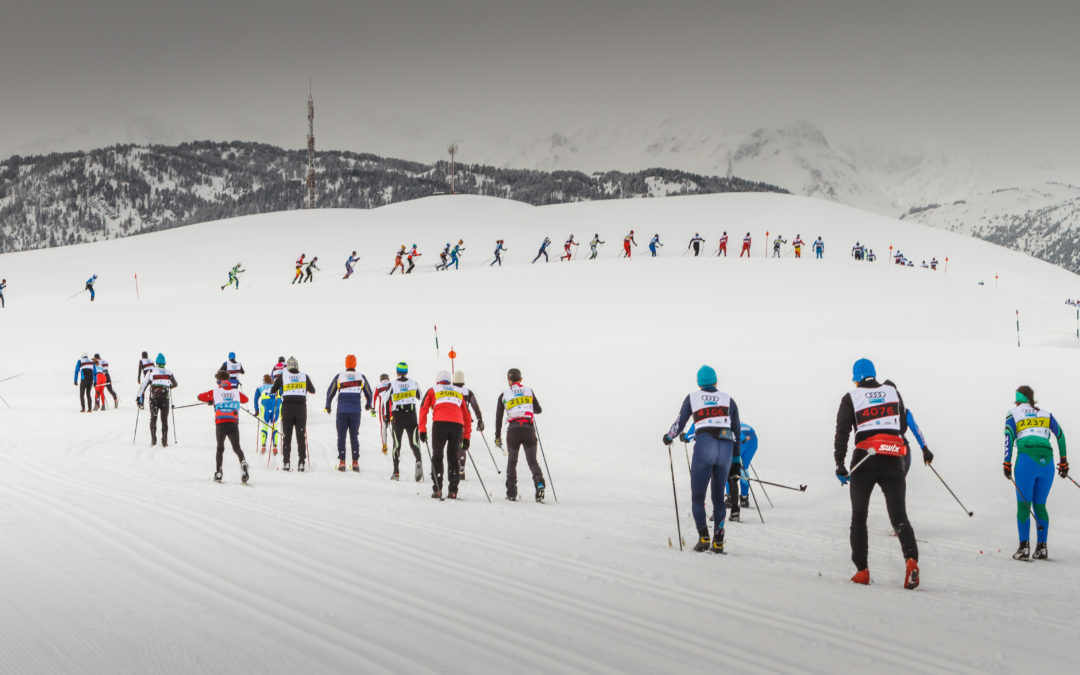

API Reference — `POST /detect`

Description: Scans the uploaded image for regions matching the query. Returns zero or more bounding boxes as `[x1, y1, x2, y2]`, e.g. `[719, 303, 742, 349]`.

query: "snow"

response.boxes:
[1, 193, 1079, 673]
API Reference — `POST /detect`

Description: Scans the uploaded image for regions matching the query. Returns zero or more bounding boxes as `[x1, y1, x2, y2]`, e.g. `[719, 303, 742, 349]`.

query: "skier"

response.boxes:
[196, 369, 250, 484]
[85, 274, 97, 301]
[374, 373, 393, 453]
[687, 233, 704, 257]
[739, 233, 752, 257]
[220, 263, 244, 290]
[792, 235, 805, 259]
[490, 240, 507, 267]
[74, 353, 97, 412]
[662, 365, 742, 553]
[623, 230, 637, 258]
[270, 356, 286, 381]
[725, 423, 758, 522]
[930, 258, 938, 271]
[813, 237, 825, 259]
[220, 352, 245, 388]
[494, 367, 546, 502]
[1004, 385, 1068, 561]
[96, 354, 119, 408]
[717, 232, 728, 257]
[137, 353, 177, 447]
[254, 374, 281, 455]
[834, 358, 919, 589]
[292, 254, 305, 284]
[344, 251, 359, 279]
[866, 249, 877, 262]
[851, 242, 864, 261]
[560, 235, 578, 261]
[532, 237, 552, 264]
[1, 278, 7, 307]
[324, 354, 374, 472]
[137, 351, 155, 384]
[418, 370, 473, 500]
[650, 234, 663, 257]
[270, 356, 316, 472]
[920, 260, 929, 269]
[588, 234, 605, 260]
[406, 244, 421, 274]
[390, 246, 406, 275]
[302, 256, 320, 282]
[772, 235, 787, 258]
[451, 370, 486, 480]
[449, 240, 465, 270]
[436, 243, 451, 270]
[93, 367, 108, 411]
[387, 361, 424, 481]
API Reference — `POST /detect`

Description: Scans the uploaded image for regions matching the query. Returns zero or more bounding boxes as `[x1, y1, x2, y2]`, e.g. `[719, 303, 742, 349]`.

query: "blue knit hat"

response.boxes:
[396, 361, 408, 375]
[852, 358, 876, 382]
[696, 365, 717, 387]
[228, 351, 235, 361]
[156, 353, 166, 366]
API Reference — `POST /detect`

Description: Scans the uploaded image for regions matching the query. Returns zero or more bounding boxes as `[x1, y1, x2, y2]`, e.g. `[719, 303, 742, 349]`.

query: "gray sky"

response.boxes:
[1, 0, 1077, 168]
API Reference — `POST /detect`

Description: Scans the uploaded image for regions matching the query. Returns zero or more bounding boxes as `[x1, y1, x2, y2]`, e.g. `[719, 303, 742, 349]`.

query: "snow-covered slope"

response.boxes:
[1, 194, 1079, 673]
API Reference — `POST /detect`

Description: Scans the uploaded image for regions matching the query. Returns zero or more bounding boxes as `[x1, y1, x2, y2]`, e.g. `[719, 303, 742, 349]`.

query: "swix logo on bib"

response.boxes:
[1011, 405, 1052, 441]
[850, 385, 901, 434]
[689, 390, 731, 430]
[433, 384, 464, 411]
[504, 385, 535, 422]
[282, 372, 308, 397]
[337, 372, 364, 392]
[391, 380, 419, 407]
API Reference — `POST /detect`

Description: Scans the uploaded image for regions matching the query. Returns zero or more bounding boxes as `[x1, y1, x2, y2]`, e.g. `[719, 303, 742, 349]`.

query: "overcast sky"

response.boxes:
[1, 0, 1077, 169]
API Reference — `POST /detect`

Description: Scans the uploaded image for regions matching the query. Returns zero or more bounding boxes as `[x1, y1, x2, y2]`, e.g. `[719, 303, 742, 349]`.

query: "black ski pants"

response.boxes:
[215, 422, 245, 471]
[149, 392, 170, 444]
[849, 454, 918, 570]
[392, 409, 421, 470]
[282, 403, 308, 463]
[430, 421, 463, 494]
[79, 376, 93, 410]
[336, 412, 361, 461]
[505, 422, 544, 498]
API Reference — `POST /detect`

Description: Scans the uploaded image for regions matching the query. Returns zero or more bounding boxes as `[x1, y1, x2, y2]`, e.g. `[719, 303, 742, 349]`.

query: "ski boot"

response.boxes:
[729, 509, 741, 523]
[448, 490, 458, 500]
[351, 461, 360, 473]
[693, 531, 711, 552]
[414, 460, 423, 482]
[272, 446, 278, 455]
[851, 569, 870, 585]
[506, 492, 518, 502]
[241, 461, 249, 485]
[337, 459, 347, 472]
[282, 462, 291, 472]
[903, 558, 920, 590]
[711, 528, 725, 554]
[391, 467, 400, 480]
[431, 490, 442, 499]
[1013, 541, 1030, 561]
[151, 438, 157, 447]
[298, 460, 306, 473]
[213, 470, 223, 483]
[739, 495, 750, 508]
[535, 481, 545, 503]
[259, 444, 267, 455]
[1032, 542, 1048, 560]
[113, 397, 119, 409]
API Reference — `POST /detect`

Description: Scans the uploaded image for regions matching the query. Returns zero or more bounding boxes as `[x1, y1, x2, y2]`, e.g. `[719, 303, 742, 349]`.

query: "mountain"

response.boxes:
[0, 141, 783, 253]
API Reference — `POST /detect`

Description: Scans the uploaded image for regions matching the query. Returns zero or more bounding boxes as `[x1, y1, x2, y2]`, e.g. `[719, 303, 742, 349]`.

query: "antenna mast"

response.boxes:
[447, 143, 459, 194]
[306, 80, 317, 209]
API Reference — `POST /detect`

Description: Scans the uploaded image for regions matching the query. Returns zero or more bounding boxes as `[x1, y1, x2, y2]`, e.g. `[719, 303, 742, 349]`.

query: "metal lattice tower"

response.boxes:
[306, 84, 317, 209]
[447, 143, 458, 194]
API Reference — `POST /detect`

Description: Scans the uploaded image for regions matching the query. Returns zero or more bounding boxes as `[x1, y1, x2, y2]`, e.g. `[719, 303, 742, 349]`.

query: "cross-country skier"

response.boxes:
[717, 232, 728, 257]
[451, 370, 485, 480]
[344, 251, 358, 279]
[436, 243, 451, 270]
[137, 351, 154, 384]
[930, 257, 938, 271]
[449, 240, 465, 270]
[220, 352, 245, 388]
[292, 254, 305, 284]
[589, 234, 605, 260]
[418, 370, 473, 500]
[814, 237, 824, 259]
[95, 354, 119, 409]
[688, 233, 704, 257]
[406, 245, 421, 274]
[93, 367, 108, 411]
[390, 246, 406, 275]
[74, 353, 97, 412]
[221, 263, 244, 290]
[851, 242, 864, 261]
[494, 368, 546, 502]
[792, 235, 805, 259]
[834, 358, 919, 589]
[650, 234, 663, 257]
[325, 354, 374, 472]
[270, 356, 316, 471]
[623, 230, 637, 258]
[532, 237, 552, 263]
[85, 274, 97, 301]
[254, 374, 281, 455]
[270, 356, 286, 381]
[663, 365, 741, 553]
[560, 235, 578, 261]
[137, 353, 177, 447]
[197, 369, 250, 484]
[302, 256, 320, 282]
[1004, 385, 1068, 561]
[772, 235, 787, 258]
[491, 240, 507, 267]
[740, 233, 751, 257]
[867, 250, 877, 262]
[374, 373, 392, 453]
[387, 362, 423, 481]
[1, 278, 7, 308]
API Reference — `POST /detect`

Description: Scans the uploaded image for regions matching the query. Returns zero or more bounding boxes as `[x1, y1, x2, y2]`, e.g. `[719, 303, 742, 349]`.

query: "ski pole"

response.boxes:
[750, 465, 773, 507]
[1067, 475, 1080, 489]
[533, 421, 558, 503]
[927, 463, 974, 517]
[465, 445, 492, 503]
[423, 438, 437, 490]
[478, 431, 501, 473]
[0, 373, 23, 385]
[1010, 477, 1039, 519]
[173, 401, 209, 410]
[683, 441, 691, 473]
[132, 405, 141, 445]
[169, 389, 178, 444]
[0, 393, 9, 410]
[667, 444, 684, 551]
[746, 479, 765, 524]
[746, 476, 807, 492]
[65, 289, 87, 302]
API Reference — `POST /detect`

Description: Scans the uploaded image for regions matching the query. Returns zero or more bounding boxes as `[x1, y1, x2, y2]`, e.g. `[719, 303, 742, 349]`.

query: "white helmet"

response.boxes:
[436, 370, 452, 383]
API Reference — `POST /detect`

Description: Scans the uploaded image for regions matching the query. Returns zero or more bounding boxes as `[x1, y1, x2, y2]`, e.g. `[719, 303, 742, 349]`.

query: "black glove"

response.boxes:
[419, 431, 428, 444]
[1003, 461, 1012, 480]
[462, 438, 470, 451]
[325, 408, 331, 415]
[494, 437, 502, 449]
[136, 396, 143, 408]
[922, 447, 934, 465]
[728, 461, 742, 479]
[662, 434, 673, 446]
[836, 464, 850, 486]
[1059, 459, 1069, 478]
[679, 432, 688, 443]
[477, 419, 485, 432]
